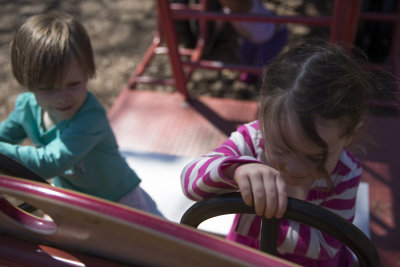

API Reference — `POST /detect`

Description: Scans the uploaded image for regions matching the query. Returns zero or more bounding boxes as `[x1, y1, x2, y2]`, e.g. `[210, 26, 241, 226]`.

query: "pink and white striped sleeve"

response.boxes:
[181, 121, 263, 201]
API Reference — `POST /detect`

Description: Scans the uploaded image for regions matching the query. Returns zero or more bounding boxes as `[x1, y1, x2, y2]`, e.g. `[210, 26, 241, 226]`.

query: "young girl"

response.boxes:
[181, 42, 371, 266]
[0, 12, 162, 217]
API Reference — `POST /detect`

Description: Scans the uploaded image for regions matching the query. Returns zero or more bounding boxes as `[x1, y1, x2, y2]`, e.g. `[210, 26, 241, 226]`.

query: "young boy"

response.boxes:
[0, 12, 162, 216]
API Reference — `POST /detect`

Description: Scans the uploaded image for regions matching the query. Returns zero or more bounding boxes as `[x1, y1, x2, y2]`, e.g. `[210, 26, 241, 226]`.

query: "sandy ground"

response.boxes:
[0, 0, 334, 122]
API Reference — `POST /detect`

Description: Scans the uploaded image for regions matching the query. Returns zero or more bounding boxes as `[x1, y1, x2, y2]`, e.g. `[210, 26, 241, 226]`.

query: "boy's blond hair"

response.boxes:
[10, 12, 95, 91]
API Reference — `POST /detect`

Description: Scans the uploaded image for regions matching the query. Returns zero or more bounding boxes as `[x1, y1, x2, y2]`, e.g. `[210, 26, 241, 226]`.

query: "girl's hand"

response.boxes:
[233, 163, 287, 219]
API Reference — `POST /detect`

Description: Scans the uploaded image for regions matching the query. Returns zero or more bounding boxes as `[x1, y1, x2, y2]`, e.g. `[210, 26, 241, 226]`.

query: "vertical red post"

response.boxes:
[190, 0, 209, 62]
[157, 0, 190, 99]
[330, 0, 361, 51]
[342, 0, 362, 47]
[330, 0, 344, 43]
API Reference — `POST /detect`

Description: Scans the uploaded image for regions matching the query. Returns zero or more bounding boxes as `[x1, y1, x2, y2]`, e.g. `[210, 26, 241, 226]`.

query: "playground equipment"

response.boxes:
[126, 0, 400, 109]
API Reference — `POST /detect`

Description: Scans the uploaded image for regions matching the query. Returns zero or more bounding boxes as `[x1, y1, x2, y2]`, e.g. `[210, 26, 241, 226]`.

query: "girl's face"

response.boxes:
[264, 118, 353, 186]
[34, 56, 88, 125]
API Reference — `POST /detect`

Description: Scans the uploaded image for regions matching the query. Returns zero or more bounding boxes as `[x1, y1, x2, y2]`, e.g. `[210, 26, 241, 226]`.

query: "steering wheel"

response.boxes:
[180, 192, 380, 267]
[0, 153, 49, 212]
[0, 154, 48, 184]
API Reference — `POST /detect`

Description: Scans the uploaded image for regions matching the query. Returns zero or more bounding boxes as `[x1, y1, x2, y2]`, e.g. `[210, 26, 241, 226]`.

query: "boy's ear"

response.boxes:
[345, 121, 364, 146]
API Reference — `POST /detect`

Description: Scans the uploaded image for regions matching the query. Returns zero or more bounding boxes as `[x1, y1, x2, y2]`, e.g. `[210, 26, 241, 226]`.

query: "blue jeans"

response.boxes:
[118, 186, 164, 218]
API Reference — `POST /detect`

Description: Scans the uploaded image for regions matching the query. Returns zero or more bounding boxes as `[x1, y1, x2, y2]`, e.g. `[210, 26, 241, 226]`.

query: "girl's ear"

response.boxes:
[345, 121, 364, 146]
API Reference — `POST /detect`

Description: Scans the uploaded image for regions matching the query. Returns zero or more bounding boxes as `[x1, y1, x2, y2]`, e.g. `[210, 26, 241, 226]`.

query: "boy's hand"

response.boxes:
[233, 163, 287, 219]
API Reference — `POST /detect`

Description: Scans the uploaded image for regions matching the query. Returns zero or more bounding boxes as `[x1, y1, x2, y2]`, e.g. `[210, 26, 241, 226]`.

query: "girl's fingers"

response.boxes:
[263, 175, 277, 219]
[274, 175, 287, 219]
[250, 174, 266, 216]
[234, 164, 287, 219]
[236, 175, 253, 206]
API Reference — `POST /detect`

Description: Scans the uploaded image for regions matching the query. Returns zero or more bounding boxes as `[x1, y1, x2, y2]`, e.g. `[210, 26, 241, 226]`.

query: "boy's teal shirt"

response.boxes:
[0, 92, 140, 201]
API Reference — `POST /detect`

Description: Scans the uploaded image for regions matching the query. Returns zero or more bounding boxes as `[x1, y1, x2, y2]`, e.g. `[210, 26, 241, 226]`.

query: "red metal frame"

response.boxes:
[126, 0, 399, 110]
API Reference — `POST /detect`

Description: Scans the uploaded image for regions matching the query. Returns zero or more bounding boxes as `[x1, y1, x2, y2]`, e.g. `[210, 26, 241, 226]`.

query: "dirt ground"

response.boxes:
[0, 0, 369, 122]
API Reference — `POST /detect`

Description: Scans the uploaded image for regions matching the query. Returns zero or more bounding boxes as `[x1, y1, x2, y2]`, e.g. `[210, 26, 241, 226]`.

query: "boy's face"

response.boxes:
[264, 118, 352, 186]
[34, 56, 88, 124]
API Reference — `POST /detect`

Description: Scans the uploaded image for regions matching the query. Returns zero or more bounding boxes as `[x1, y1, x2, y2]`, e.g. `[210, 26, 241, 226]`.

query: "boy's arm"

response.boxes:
[0, 96, 29, 144]
[181, 122, 263, 201]
[0, 110, 108, 179]
[0, 120, 27, 144]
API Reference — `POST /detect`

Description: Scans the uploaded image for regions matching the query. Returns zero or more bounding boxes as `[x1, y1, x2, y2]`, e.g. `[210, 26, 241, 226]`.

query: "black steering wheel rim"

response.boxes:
[180, 192, 380, 267]
[0, 153, 49, 212]
[0, 153, 48, 184]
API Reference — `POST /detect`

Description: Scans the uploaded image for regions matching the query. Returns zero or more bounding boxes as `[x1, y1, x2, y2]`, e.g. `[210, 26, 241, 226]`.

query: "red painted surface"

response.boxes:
[109, 89, 258, 157]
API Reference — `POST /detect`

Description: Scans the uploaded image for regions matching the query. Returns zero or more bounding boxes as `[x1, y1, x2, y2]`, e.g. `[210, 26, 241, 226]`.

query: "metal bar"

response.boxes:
[127, 34, 161, 89]
[360, 12, 399, 22]
[154, 46, 194, 57]
[183, 60, 263, 74]
[171, 10, 332, 26]
[329, 0, 342, 42]
[190, 0, 209, 63]
[134, 76, 176, 86]
[260, 217, 280, 255]
[157, 0, 190, 99]
[342, 0, 362, 47]
[169, 2, 204, 11]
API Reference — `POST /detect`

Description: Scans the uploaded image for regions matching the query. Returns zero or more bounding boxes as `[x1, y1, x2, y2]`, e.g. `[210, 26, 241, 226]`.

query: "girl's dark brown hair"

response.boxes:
[10, 12, 95, 91]
[259, 41, 372, 183]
